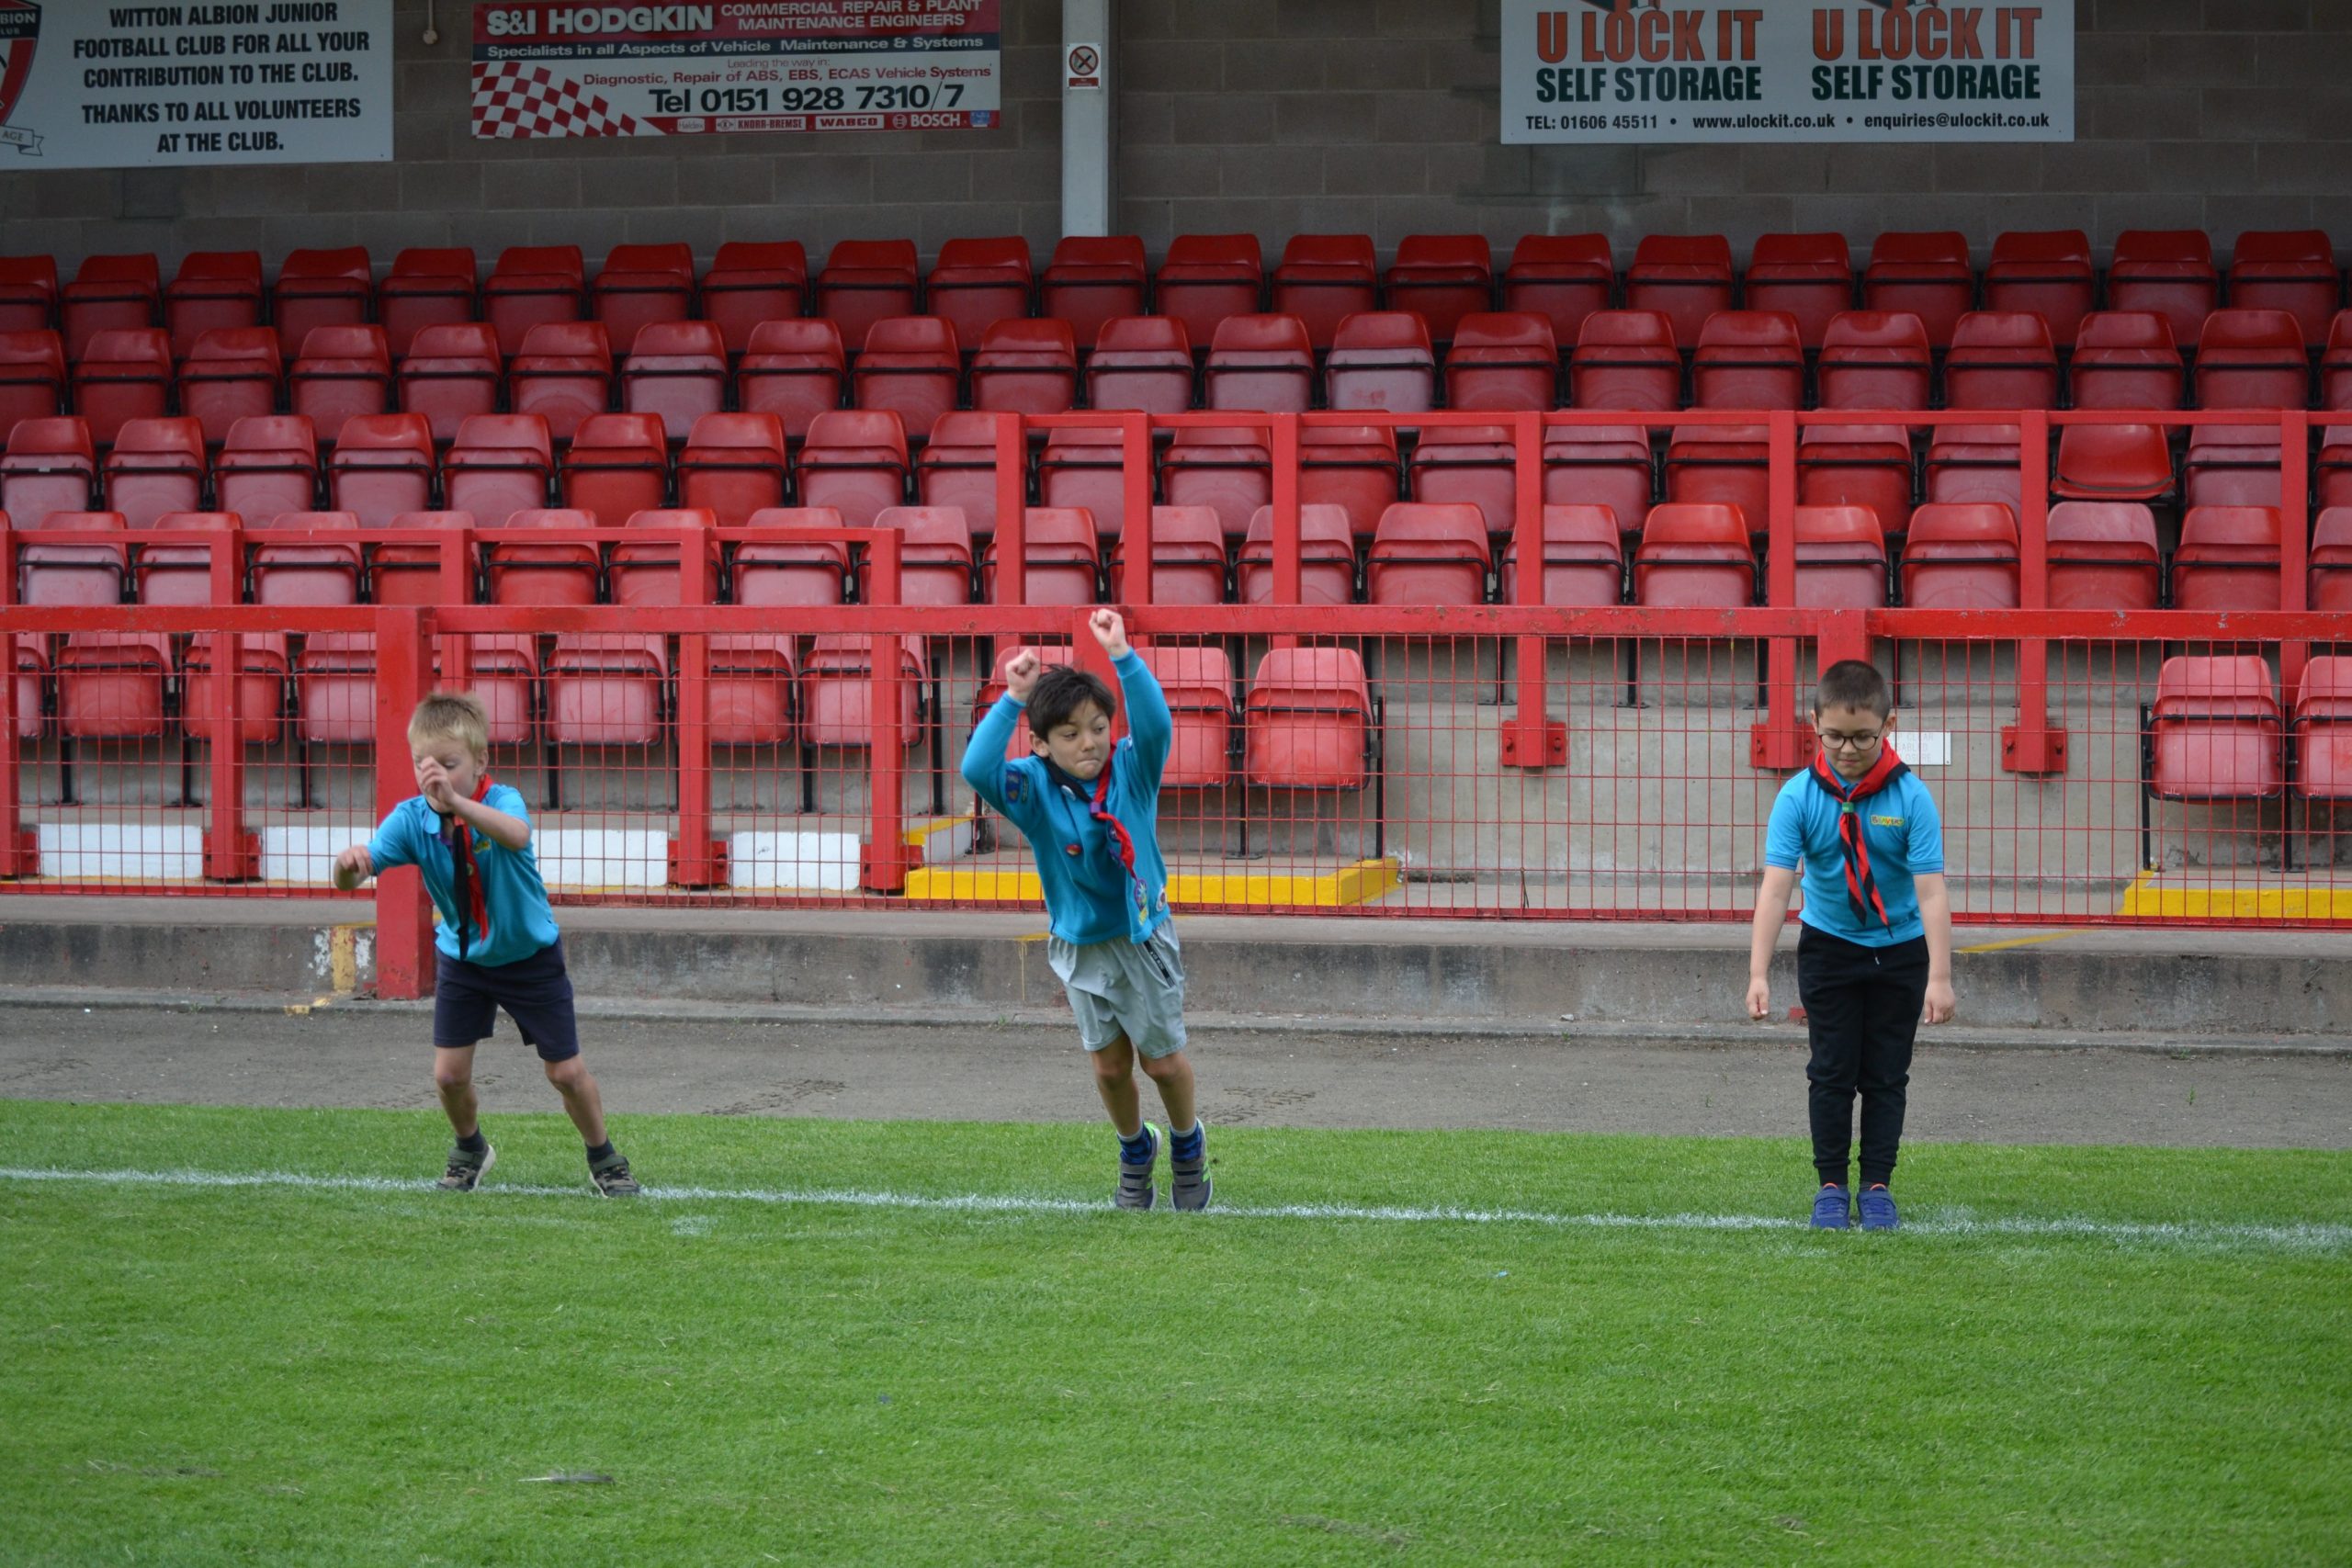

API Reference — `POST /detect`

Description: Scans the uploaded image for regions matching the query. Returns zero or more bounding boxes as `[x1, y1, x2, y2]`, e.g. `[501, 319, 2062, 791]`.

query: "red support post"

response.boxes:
[0, 527, 30, 878]
[202, 527, 257, 879]
[669, 516, 722, 887]
[860, 526, 910, 892]
[372, 606, 435, 999]
[1750, 410, 1808, 769]
[1117, 412, 1155, 610]
[1500, 410, 1564, 767]
[2002, 407, 2067, 773]
[1272, 413, 1303, 618]
[2277, 408, 2311, 710]
[993, 412, 1026, 610]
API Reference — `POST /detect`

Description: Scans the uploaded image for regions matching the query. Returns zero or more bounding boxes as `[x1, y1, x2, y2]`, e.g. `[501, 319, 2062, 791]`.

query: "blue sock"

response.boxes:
[1170, 1122, 1204, 1161]
[1118, 1126, 1155, 1164]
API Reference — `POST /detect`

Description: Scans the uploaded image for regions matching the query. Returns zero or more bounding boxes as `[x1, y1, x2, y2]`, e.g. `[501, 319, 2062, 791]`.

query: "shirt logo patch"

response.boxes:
[1870, 814, 1904, 827]
[1003, 772, 1026, 804]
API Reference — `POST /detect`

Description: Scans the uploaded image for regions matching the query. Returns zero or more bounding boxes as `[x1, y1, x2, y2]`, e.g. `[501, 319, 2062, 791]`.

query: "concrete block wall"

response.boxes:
[6, 1, 2351, 273]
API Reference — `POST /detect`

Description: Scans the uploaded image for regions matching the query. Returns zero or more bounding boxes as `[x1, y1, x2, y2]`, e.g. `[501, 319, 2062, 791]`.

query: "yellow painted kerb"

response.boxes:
[905, 858, 1403, 910]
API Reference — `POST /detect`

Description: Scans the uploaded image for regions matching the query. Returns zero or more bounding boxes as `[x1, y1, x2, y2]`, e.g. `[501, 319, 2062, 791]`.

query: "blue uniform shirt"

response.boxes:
[1764, 767, 1946, 946]
[366, 784, 561, 968]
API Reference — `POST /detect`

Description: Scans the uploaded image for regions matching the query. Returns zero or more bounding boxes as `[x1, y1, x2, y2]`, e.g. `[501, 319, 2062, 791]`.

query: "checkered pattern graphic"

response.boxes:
[471, 62, 650, 140]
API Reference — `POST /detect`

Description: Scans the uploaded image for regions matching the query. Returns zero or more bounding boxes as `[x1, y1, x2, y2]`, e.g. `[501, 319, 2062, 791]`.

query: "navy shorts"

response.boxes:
[433, 940, 580, 1062]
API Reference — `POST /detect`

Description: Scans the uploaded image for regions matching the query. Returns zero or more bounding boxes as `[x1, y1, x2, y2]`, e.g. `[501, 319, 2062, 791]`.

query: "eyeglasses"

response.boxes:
[1816, 730, 1883, 750]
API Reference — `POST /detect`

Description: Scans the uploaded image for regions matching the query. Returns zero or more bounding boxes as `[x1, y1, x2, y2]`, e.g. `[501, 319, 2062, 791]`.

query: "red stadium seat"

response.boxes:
[1245, 647, 1371, 791]
[17, 510, 128, 606]
[1861, 231, 1973, 349]
[1445, 311, 1561, 412]
[509, 321, 614, 444]
[1791, 504, 1887, 609]
[1301, 423, 1402, 540]
[1942, 311, 2058, 410]
[102, 418, 206, 528]
[1570, 310, 1679, 411]
[1106, 505, 1227, 606]
[131, 508, 232, 607]
[2310, 508, 2352, 613]
[925, 237, 1033, 348]
[607, 506, 717, 606]
[1238, 502, 1357, 605]
[180, 631, 290, 746]
[2046, 501, 2160, 610]
[379, 248, 478, 359]
[914, 411, 1005, 538]
[73, 329, 173, 446]
[1204, 313, 1314, 413]
[2066, 312, 2183, 412]
[1624, 234, 1735, 347]
[1086, 315, 1193, 412]
[1407, 423, 1517, 537]
[2316, 427, 2352, 509]
[177, 328, 283, 447]
[1816, 311, 1932, 411]
[1271, 234, 1378, 353]
[2106, 230, 2220, 346]
[249, 510, 362, 606]
[1797, 423, 1914, 546]
[1743, 233, 1855, 350]
[1542, 424, 1652, 547]
[854, 316, 962, 433]
[1039, 427, 1131, 541]
[1385, 234, 1495, 349]
[0, 255, 59, 336]
[62, 254, 161, 364]
[869, 505, 976, 607]
[1137, 646, 1236, 789]
[1502, 234, 1613, 347]
[294, 630, 378, 743]
[1040, 236, 1148, 350]
[326, 413, 435, 527]
[560, 412, 669, 527]
[1366, 501, 1488, 606]
[396, 321, 503, 445]
[1665, 424, 1769, 542]
[548, 633, 668, 747]
[164, 252, 264, 358]
[1984, 230, 2095, 347]
[10, 632, 42, 739]
[1498, 503, 1622, 607]
[736, 318, 846, 442]
[1, 417, 96, 526]
[707, 634, 796, 749]
[2183, 427, 2284, 510]
[2150, 656, 2281, 801]
[980, 506, 1100, 604]
[1155, 233, 1264, 352]
[622, 319, 728, 442]
[677, 412, 786, 528]
[799, 634, 925, 749]
[969, 318, 1078, 415]
[57, 631, 172, 739]
[2194, 310, 2309, 411]
[1899, 502, 2018, 610]
[1325, 311, 1434, 413]
[451, 633, 538, 746]
[1159, 425, 1271, 540]
[2052, 423, 2175, 503]
[215, 415, 320, 527]
[734, 505, 851, 608]
[271, 247, 373, 356]
[700, 242, 807, 356]
[443, 413, 555, 528]
[1634, 502, 1754, 607]
[0, 330, 67, 443]
[795, 409, 910, 527]
[815, 240, 921, 347]
[369, 511, 475, 606]
[484, 507, 599, 606]
[1690, 310, 1803, 411]
[1925, 423, 2022, 511]
[484, 244, 585, 357]
[2228, 231, 2340, 348]
[2172, 505, 2283, 613]
[2291, 656, 2352, 799]
[592, 243, 695, 348]
[288, 325, 391, 445]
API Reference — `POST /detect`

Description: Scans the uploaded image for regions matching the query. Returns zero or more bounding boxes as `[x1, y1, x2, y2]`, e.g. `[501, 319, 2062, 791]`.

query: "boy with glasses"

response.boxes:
[1745, 660, 1955, 1230]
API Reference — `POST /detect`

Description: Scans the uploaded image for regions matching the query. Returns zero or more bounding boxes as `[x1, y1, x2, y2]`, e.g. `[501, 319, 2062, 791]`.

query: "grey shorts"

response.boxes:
[1048, 921, 1189, 1059]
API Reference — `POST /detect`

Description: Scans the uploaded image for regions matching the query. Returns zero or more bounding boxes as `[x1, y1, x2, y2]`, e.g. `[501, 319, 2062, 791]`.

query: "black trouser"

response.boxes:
[1797, 926, 1928, 1188]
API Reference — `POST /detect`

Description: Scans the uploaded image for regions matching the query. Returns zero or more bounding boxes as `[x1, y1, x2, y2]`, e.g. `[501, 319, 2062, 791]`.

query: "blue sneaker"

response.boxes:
[1115, 1124, 1159, 1211]
[1810, 1182, 1852, 1229]
[1858, 1183, 1899, 1232]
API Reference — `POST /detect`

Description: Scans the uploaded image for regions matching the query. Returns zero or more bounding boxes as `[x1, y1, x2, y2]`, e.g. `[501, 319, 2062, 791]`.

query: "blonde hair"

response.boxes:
[407, 691, 490, 759]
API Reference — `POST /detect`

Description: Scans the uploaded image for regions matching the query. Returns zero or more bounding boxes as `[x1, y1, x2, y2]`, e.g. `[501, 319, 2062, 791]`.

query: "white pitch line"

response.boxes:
[5, 1164, 2347, 1252]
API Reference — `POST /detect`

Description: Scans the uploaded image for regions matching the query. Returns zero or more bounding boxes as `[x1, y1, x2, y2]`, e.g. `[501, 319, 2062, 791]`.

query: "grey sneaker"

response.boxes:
[1115, 1124, 1159, 1211]
[439, 1143, 495, 1192]
[1170, 1122, 1213, 1212]
[589, 1151, 641, 1198]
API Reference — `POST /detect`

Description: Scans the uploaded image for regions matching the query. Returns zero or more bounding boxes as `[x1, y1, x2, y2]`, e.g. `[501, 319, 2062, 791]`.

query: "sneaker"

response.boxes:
[1810, 1182, 1852, 1229]
[589, 1151, 641, 1198]
[1170, 1122, 1213, 1213]
[1858, 1183, 1899, 1232]
[439, 1143, 494, 1192]
[1115, 1124, 1159, 1211]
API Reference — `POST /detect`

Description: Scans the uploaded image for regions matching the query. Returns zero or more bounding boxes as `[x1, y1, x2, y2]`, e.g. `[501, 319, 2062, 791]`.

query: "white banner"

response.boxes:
[471, 0, 1003, 139]
[1501, 1, 2073, 144]
[0, 0, 392, 168]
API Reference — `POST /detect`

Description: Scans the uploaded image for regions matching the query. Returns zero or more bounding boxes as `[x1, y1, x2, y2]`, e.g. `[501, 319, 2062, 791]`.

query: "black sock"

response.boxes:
[457, 1130, 488, 1156]
[585, 1140, 615, 1166]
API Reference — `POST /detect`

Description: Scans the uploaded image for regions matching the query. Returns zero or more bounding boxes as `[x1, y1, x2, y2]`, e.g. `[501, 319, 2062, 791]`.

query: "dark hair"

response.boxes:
[1027, 666, 1117, 739]
[1815, 659, 1892, 719]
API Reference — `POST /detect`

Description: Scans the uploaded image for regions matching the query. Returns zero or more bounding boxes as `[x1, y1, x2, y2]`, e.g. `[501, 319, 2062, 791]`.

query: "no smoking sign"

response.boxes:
[1066, 42, 1102, 90]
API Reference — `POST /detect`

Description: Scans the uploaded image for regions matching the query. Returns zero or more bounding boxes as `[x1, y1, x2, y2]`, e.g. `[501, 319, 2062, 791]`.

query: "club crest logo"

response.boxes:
[0, 0, 42, 157]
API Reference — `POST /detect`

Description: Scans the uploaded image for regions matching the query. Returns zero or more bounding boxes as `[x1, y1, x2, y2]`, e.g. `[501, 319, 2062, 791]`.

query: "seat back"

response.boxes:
[1443, 311, 1560, 412]
[1816, 311, 1932, 411]
[701, 241, 808, 355]
[1690, 310, 1804, 411]
[1571, 311, 1679, 411]
[1943, 310, 2058, 410]
[1502, 233, 1612, 346]
[1245, 647, 1370, 790]
[1204, 312, 1314, 412]
[737, 316, 847, 440]
[1861, 231, 1975, 348]
[1040, 235, 1148, 349]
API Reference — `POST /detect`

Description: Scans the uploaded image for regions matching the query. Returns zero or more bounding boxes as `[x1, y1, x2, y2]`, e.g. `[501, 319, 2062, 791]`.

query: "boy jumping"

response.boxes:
[1747, 660, 1955, 1231]
[960, 609, 1211, 1212]
[334, 692, 639, 1197]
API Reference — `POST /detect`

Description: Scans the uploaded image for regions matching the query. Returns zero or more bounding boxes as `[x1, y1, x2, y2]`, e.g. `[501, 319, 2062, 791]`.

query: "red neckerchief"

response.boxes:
[1067, 751, 1151, 926]
[436, 774, 494, 960]
[1807, 748, 1908, 929]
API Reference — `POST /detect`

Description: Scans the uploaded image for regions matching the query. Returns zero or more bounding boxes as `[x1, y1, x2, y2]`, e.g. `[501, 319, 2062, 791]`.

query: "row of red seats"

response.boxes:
[7, 231, 2344, 367]
[2150, 656, 2352, 805]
